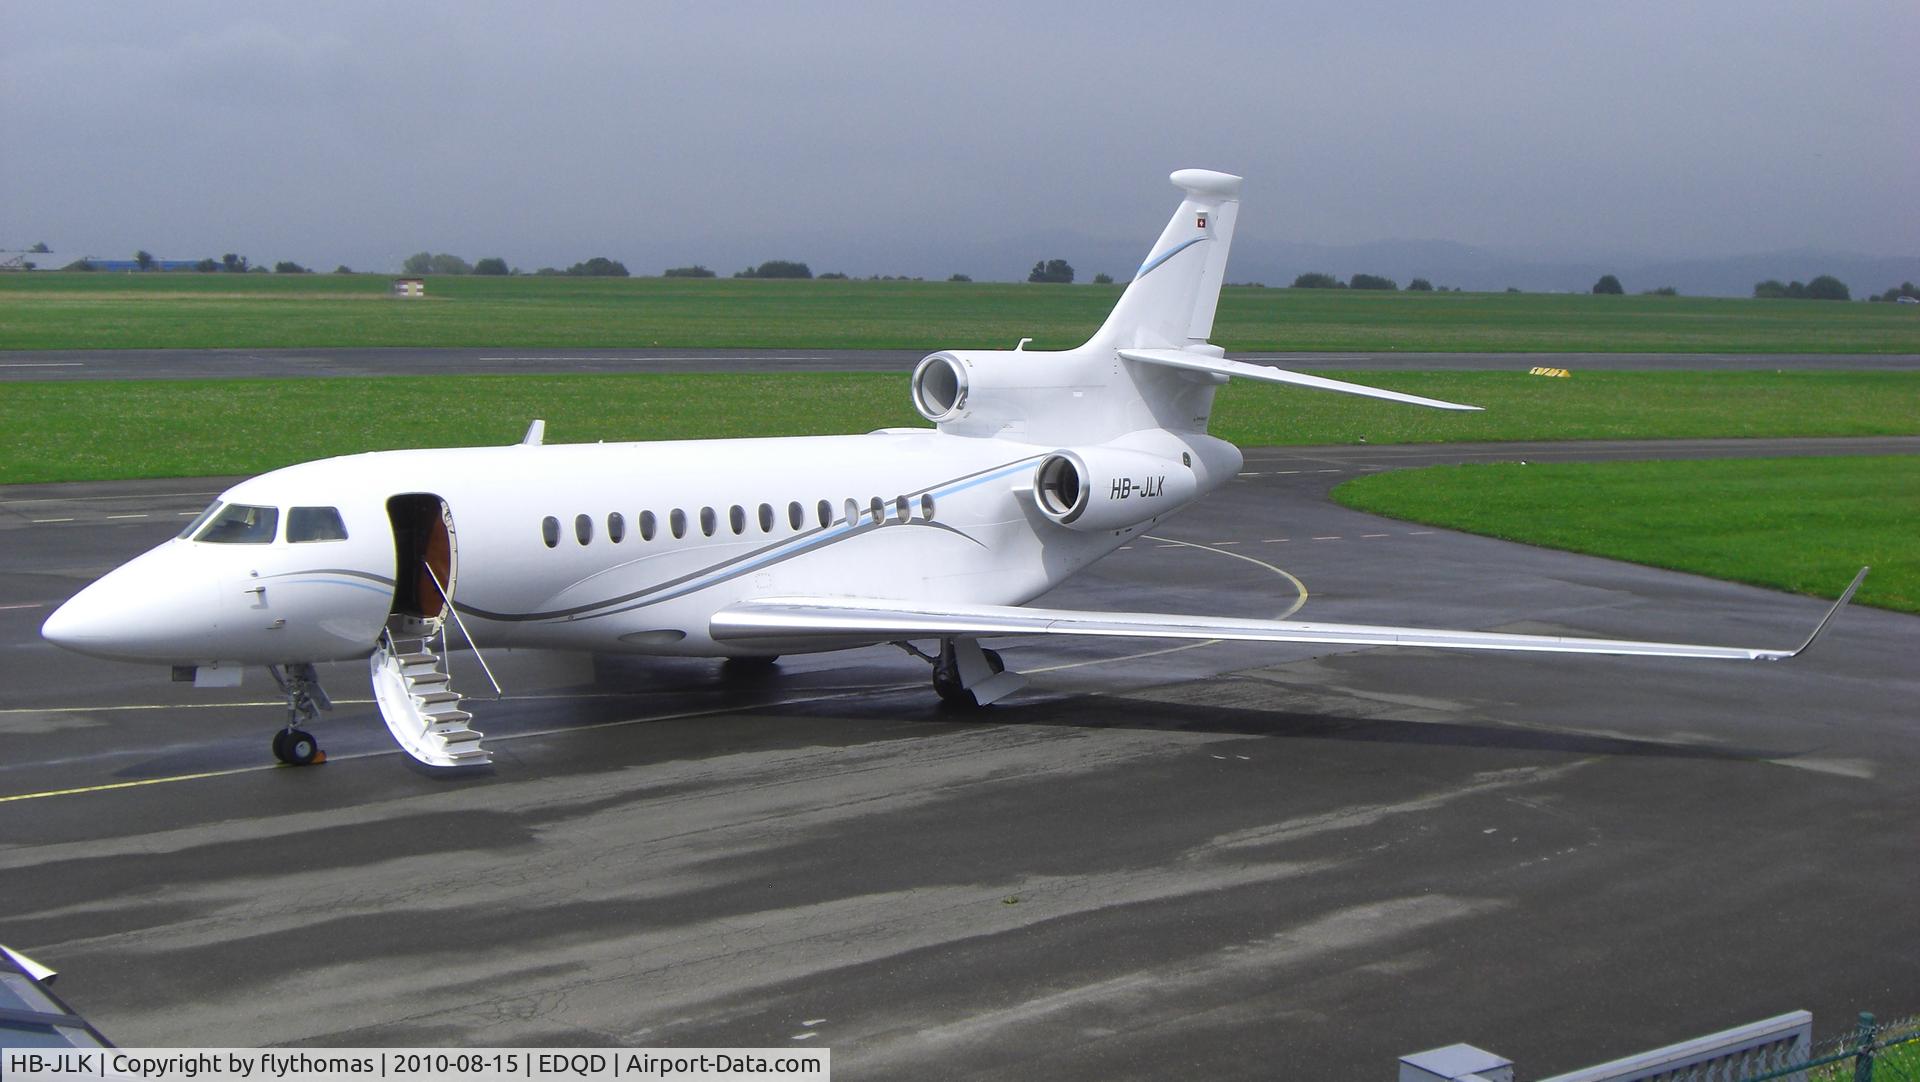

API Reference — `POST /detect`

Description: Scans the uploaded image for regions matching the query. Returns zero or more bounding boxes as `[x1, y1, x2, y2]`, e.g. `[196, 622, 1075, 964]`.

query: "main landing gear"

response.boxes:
[899, 637, 1027, 708]
[267, 662, 331, 766]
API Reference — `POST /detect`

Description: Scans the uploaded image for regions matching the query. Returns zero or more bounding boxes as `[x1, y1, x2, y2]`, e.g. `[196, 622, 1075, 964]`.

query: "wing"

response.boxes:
[710, 568, 1867, 662]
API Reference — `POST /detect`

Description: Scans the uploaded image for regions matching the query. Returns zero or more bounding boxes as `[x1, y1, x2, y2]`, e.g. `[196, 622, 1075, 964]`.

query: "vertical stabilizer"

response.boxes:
[1089, 169, 1243, 351]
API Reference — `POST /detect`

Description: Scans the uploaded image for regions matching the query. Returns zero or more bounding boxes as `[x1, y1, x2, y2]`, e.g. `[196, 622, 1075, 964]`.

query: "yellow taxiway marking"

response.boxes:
[1032, 536, 1310, 674]
[0, 687, 916, 804]
[1142, 535, 1309, 619]
[0, 765, 271, 803]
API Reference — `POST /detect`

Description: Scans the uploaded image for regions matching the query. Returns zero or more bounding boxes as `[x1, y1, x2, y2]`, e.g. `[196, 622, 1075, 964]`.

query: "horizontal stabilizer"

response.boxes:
[1118, 348, 1483, 411]
[712, 579, 1866, 662]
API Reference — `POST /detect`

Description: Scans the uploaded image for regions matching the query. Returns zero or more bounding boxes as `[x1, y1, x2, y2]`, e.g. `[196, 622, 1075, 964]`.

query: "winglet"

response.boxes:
[1784, 566, 1869, 659]
[1, 944, 57, 983]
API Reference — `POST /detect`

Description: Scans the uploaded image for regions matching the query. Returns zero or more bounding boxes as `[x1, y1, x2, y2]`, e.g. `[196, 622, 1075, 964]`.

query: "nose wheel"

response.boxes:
[267, 663, 331, 766]
[272, 727, 321, 766]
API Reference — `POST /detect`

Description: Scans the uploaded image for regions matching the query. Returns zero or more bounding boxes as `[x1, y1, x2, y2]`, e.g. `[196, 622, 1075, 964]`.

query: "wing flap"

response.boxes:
[1117, 347, 1483, 411]
[710, 587, 1865, 662]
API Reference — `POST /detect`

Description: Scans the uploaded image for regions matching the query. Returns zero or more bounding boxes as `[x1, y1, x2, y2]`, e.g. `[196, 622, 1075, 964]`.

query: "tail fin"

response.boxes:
[1088, 169, 1242, 351]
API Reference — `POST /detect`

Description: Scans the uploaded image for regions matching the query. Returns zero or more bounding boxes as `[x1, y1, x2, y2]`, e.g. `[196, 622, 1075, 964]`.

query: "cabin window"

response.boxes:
[843, 498, 859, 526]
[288, 506, 349, 543]
[669, 508, 687, 539]
[575, 514, 593, 545]
[541, 516, 560, 548]
[607, 512, 626, 543]
[921, 493, 935, 520]
[894, 495, 910, 522]
[729, 504, 746, 535]
[817, 500, 833, 528]
[177, 501, 223, 539]
[789, 501, 805, 530]
[700, 506, 717, 537]
[640, 510, 657, 541]
[196, 503, 279, 544]
[758, 503, 775, 532]
[870, 496, 885, 522]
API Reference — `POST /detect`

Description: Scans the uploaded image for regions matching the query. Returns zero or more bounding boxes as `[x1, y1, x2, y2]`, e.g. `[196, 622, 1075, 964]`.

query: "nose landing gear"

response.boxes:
[267, 663, 331, 766]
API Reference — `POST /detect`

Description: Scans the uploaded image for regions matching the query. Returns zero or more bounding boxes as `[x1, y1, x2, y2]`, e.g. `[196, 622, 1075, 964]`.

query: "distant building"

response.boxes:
[0, 253, 199, 272]
[393, 278, 426, 297]
[74, 259, 202, 272]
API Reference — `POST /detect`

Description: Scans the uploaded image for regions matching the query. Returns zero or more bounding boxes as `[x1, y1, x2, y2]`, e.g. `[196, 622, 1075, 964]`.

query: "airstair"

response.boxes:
[370, 559, 499, 768]
[371, 629, 491, 767]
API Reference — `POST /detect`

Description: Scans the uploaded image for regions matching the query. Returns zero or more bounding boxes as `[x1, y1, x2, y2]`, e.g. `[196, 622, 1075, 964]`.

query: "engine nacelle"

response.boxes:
[1031, 447, 1196, 532]
[912, 350, 1103, 437]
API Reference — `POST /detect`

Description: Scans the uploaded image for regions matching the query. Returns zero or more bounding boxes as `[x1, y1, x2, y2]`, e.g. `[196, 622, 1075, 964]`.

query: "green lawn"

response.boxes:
[4, 272, 1917, 352]
[1333, 456, 1919, 614]
[3, 370, 1917, 486]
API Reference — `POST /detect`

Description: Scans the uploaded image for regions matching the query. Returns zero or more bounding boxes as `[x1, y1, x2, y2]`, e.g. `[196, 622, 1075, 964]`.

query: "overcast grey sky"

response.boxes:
[3, 1, 1914, 276]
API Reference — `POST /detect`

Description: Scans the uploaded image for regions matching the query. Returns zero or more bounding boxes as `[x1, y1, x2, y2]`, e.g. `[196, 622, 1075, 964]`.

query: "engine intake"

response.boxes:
[1030, 447, 1195, 532]
[911, 352, 968, 421]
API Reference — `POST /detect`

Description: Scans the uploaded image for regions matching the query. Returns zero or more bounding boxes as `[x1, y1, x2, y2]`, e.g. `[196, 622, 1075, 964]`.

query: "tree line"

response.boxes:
[39, 246, 1907, 298]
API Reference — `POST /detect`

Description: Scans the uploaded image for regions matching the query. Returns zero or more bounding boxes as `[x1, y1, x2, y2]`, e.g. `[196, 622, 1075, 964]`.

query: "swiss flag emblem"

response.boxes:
[1196, 214, 1208, 229]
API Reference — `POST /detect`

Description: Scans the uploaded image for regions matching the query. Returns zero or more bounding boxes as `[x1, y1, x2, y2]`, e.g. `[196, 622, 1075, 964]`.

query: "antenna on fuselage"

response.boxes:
[521, 419, 546, 446]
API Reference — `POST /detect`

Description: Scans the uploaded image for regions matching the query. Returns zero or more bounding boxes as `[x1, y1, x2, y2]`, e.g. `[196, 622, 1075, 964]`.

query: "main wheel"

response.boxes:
[932, 665, 979, 707]
[275, 727, 320, 766]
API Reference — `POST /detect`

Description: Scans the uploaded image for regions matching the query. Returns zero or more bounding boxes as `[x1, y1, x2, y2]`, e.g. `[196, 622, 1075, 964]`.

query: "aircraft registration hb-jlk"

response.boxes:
[42, 169, 1866, 769]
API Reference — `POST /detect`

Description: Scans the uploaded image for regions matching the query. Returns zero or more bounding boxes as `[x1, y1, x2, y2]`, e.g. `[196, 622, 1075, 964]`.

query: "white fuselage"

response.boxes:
[47, 426, 1242, 668]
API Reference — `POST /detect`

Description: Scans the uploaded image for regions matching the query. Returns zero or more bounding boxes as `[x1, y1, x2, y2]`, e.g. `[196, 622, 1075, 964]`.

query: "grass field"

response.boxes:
[4, 272, 1919, 353]
[3, 370, 1917, 485]
[1333, 456, 1919, 614]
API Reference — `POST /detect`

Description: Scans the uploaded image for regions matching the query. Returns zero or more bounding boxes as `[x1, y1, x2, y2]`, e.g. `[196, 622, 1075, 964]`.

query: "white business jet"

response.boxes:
[42, 170, 1865, 769]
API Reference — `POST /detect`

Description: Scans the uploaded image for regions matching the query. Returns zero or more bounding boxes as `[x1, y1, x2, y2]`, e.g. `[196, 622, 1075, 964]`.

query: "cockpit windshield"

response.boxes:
[177, 501, 223, 540]
[194, 503, 279, 544]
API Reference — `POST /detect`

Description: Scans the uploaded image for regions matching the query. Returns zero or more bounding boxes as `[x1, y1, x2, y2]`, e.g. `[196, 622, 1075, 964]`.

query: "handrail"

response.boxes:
[420, 560, 503, 698]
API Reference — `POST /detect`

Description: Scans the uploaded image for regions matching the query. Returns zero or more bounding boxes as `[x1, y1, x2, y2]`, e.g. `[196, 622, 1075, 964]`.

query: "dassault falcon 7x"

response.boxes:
[42, 170, 1866, 769]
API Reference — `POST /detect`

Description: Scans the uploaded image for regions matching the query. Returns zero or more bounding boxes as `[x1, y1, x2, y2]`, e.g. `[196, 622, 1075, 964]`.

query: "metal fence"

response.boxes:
[1743, 1014, 1920, 1082]
[1401, 1010, 1920, 1082]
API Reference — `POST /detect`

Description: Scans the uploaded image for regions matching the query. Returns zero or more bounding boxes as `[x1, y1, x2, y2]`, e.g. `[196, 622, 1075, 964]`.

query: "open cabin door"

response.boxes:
[374, 492, 490, 768]
[387, 493, 456, 633]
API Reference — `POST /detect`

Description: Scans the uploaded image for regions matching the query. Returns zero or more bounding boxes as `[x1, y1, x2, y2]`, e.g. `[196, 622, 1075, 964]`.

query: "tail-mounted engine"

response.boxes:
[912, 350, 1103, 438]
[1031, 447, 1196, 532]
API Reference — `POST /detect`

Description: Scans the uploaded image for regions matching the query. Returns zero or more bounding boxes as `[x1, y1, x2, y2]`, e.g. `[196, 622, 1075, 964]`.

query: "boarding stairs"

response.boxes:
[369, 562, 499, 768]
[370, 629, 490, 766]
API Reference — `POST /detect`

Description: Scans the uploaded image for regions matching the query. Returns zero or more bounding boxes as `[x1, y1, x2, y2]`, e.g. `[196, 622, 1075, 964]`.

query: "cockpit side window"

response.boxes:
[178, 501, 223, 540]
[288, 506, 349, 543]
[195, 503, 279, 544]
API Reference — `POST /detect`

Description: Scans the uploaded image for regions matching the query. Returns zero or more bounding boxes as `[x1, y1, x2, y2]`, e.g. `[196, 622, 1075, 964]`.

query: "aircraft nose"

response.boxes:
[42, 545, 219, 662]
[40, 586, 106, 652]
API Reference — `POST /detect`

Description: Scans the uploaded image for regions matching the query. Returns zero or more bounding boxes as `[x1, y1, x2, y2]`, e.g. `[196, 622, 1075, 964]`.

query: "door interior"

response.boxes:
[387, 494, 455, 621]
